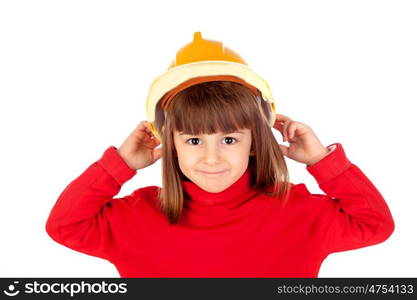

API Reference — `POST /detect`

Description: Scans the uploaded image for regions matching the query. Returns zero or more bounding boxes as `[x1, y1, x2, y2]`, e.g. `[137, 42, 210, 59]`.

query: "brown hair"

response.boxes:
[153, 81, 291, 224]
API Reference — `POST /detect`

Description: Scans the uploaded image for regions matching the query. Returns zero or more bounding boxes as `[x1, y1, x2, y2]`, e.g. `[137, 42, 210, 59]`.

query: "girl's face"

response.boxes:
[173, 128, 254, 193]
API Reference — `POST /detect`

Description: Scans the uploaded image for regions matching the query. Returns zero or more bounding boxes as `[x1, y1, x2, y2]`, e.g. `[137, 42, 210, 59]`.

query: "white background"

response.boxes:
[0, 0, 415, 277]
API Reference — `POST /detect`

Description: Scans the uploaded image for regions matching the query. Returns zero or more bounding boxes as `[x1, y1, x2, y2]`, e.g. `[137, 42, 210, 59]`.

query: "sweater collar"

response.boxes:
[181, 167, 253, 206]
[180, 167, 261, 227]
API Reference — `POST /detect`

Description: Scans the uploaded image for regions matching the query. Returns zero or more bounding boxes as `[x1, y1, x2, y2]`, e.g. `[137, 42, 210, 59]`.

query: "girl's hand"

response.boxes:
[273, 114, 330, 166]
[117, 121, 163, 171]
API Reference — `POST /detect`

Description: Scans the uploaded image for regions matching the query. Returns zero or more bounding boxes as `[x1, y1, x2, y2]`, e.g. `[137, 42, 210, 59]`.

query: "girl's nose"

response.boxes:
[202, 144, 222, 164]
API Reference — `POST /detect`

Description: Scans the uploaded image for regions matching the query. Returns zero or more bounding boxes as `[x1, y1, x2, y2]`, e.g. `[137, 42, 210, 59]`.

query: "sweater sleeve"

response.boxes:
[306, 143, 395, 256]
[45, 146, 138, 262]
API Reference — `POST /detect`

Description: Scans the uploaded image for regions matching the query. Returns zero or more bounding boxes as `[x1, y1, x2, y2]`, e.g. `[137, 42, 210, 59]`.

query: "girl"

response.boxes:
[45, 36, 395, 278]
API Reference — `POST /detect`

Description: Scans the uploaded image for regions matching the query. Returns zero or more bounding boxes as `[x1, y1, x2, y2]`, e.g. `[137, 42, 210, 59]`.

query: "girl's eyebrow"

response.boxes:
[179, 131, 244, 136]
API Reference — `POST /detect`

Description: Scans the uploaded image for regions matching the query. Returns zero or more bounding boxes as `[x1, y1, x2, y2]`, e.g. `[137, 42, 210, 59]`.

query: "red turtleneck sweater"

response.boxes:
[45, 143, 395, 277]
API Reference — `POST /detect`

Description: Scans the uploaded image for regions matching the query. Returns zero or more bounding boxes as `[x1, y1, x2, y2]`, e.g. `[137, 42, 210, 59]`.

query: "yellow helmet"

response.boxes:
[145, 32, 277, 140]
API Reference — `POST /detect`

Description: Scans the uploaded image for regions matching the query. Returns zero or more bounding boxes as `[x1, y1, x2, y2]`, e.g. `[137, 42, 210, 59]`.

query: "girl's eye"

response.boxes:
[223, 137, 237, 144]
[186, 137, 238, 145]
[186, 138, 201, 145]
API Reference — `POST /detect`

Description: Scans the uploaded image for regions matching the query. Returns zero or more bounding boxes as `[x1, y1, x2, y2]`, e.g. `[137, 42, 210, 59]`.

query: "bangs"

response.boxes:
[166, 81, 259, 135]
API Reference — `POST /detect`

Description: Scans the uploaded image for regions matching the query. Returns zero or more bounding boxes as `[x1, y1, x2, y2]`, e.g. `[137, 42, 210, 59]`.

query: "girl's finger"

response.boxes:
[136, 121, 147, 130]
[273, 120, 284, 132]
[275, 114, 292, 122]
[143, 122, 151, 130]
[137, 121, 153, 134]
[283, 121, 290, 142]
[288, 122, 298, 141]
[144, 122, 153, 132]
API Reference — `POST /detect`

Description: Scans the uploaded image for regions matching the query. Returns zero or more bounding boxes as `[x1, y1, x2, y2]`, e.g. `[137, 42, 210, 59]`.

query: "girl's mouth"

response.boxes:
[201, 170, 226, 175]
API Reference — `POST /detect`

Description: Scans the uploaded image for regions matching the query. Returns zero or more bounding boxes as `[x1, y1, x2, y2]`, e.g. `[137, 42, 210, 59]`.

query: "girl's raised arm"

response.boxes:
[45, 146, 139, 261]
[46, 121, 162, 261]
[305, 143, 395, 256]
